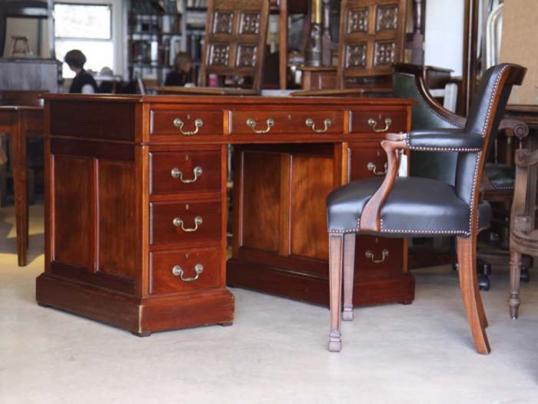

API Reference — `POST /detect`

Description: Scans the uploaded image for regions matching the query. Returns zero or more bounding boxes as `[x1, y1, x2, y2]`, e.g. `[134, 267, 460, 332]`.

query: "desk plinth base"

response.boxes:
[36, 274, 234, 334]
[227, 258, 415, 307]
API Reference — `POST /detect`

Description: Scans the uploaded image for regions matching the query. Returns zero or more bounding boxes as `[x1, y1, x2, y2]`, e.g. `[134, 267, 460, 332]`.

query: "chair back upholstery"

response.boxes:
[199, 0, 270, 92]
[392, 66, 461, 186]
[455, 64, 526, 206]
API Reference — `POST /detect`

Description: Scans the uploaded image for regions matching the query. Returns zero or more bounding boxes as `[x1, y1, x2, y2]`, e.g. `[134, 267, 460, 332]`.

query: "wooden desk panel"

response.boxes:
[36, 94, 414, 334]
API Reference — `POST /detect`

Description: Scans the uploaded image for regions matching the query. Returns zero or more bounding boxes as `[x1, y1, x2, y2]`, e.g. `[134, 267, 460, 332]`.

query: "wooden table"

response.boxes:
[0, 105, 43, 266]
[36, 94, 414, 335]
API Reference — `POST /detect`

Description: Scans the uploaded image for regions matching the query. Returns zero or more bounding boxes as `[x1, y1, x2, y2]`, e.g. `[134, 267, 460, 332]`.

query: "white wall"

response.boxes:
[424, 0, 465, 76]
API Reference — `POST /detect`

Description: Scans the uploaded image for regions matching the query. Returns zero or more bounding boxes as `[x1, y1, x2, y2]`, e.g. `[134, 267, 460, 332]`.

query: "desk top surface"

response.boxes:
[43, 93, 413, 107]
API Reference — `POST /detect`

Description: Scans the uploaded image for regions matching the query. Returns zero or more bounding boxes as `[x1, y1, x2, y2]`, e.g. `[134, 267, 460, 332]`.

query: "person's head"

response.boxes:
[64, 49, 87, 72]
[174, 52, 192, 73]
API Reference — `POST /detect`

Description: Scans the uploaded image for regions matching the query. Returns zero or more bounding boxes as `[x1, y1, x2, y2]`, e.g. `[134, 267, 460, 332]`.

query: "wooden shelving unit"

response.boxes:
[128, 0, 186, 83]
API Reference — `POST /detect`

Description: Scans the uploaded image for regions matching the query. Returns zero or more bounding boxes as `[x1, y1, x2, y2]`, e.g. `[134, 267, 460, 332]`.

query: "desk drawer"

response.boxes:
[348, 144, 388, 180]
[150, 109, 223, 137]
[150, 150, 221, 195]
[349, 107, 406, 135]
[150, 201, 221, 246]
[150, 248, 221, 295]
[356, 236, 403, 274]
[230, 110, 343, 136]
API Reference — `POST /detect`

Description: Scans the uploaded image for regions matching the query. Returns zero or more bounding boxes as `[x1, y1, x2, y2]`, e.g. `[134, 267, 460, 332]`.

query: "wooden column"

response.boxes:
[279, 0, 288, 89]
[463, 0, 480, 114]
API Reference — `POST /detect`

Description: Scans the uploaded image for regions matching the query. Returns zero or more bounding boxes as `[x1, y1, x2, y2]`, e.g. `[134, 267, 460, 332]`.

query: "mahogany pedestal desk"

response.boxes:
[0, 105, 43, 266]
[36, 94, 414, 335]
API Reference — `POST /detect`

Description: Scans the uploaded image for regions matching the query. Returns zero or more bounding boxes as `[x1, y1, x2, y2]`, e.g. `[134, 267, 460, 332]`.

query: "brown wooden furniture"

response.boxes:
[326, 64, 526, 354]
[160, 0, 269, 95]
[36, 94, 413, 335]
[505, 105, 538, 319]
[0, 91, 44, 266]
[297, 0, 407, 93]
[509, 144, 538, 319]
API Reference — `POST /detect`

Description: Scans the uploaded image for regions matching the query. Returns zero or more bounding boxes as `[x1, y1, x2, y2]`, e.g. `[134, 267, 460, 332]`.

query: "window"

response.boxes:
[54, 2, 115, 78]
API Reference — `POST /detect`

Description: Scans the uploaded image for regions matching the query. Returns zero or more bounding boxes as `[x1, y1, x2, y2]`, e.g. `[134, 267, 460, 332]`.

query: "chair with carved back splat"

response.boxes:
[294, 0, 407, 96]
[326, 63, 526, 354]
[159, 0, 269, 96]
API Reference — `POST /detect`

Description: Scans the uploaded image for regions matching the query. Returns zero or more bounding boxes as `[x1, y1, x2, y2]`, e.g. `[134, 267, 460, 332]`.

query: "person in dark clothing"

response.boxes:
[64, 49, 98, 94]
[164, 52, 193, 86]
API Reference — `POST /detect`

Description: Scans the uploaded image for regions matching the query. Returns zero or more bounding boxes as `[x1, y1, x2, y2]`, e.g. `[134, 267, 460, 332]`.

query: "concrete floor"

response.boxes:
[1, 205, 538, 403]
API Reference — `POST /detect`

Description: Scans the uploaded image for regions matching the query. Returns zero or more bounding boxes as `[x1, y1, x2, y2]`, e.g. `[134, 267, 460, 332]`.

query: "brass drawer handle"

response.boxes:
[367, 162, 387, 176]
[173, 118, 204, 136]
[246, 118, 274, 134]
[172, 215, 203, 232]
[368, 117, 392, 133]
[365, 249, 389, 264]
[305, 118, 332, 133]
[170, 166, 203, 183]
[171, 263, 204, 282]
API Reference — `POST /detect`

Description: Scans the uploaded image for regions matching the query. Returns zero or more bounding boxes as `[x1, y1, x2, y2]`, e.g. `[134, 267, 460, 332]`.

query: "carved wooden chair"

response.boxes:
[508, 143, 538, 319]
[294, 0, 407, 96]
[326, 63, 526, 354]
[159, 0, 269, 96]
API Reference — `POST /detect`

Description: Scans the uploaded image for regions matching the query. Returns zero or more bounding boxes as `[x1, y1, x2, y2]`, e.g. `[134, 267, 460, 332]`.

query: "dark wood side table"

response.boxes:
[0, 106, 43, 266]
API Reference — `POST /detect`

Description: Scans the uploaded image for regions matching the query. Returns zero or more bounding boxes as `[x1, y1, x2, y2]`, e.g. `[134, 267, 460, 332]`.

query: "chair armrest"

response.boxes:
[406, 129, 483, 152]
[360, 133, 408, 232]
[359, 128, 485, 232]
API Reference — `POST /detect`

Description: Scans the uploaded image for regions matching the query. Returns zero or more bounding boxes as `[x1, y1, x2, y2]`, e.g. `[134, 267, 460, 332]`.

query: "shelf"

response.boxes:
[129, 63, 173, 69]
[129, 32, 183, 36]
[129, 12, 182, 16]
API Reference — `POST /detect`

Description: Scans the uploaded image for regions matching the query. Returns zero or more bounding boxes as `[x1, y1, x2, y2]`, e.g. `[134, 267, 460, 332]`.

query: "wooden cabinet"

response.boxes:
[36, 94, 413, 335]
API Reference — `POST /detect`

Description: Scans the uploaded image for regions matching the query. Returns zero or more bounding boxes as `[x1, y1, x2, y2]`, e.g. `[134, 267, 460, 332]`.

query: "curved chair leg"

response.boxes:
[456, 248, 487, 329]
[342, 233, 356, 321]
[328, 234, 344, 352]
[509, 251, 522, 319]
[456, 236, 491, 354]
[474, 281, 488, 329]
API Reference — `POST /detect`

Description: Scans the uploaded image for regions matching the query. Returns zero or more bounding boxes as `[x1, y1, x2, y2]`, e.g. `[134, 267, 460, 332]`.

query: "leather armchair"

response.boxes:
[393, 63, 529, 289]
[326, 63, 527, 354]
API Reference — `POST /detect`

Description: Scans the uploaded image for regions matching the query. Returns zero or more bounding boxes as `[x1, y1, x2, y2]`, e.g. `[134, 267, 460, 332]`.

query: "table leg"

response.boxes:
[9, 114, 28, 266]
